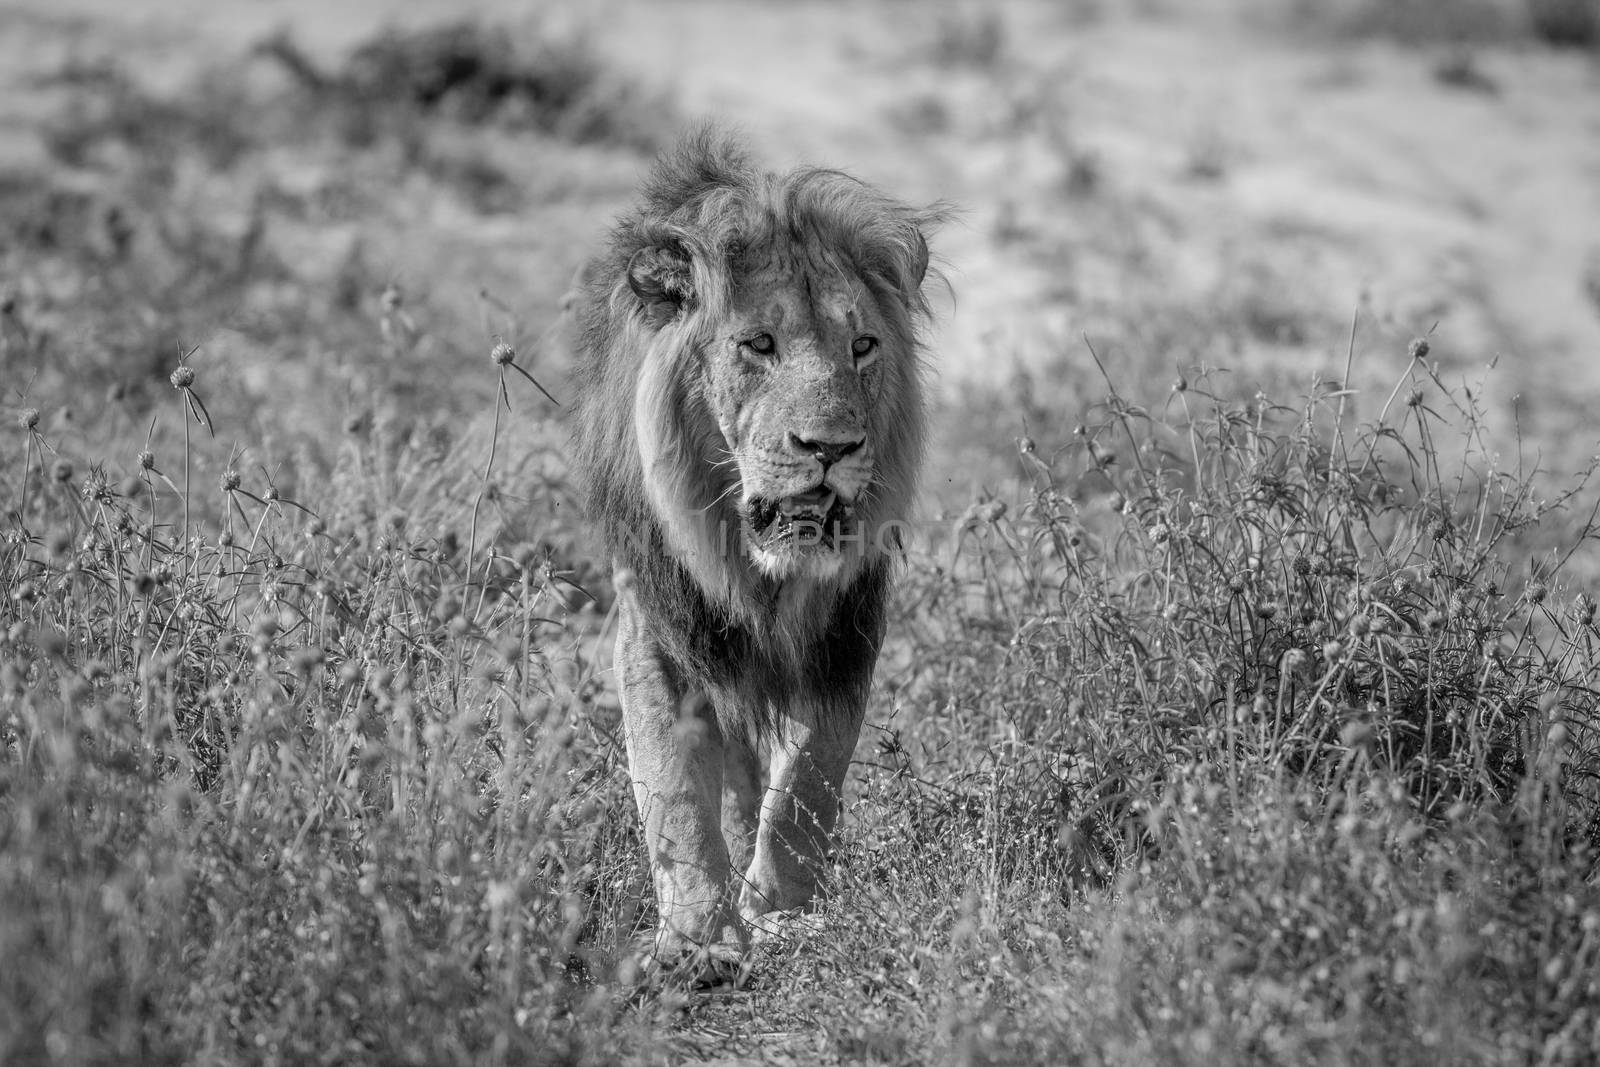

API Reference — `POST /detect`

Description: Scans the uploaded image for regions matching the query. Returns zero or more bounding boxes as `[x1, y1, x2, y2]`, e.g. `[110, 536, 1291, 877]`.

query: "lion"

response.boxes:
[569, 129, 942, 980]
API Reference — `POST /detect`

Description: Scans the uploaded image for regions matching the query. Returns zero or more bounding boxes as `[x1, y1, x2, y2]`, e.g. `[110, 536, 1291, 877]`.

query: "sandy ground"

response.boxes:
[4, 0, 1598, 431]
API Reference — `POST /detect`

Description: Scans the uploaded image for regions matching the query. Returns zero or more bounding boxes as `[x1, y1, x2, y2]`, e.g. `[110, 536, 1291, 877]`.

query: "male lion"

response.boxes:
[569, 131, 940, 979]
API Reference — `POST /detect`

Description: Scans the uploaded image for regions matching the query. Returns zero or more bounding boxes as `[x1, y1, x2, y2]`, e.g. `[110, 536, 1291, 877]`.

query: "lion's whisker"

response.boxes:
[703, 480, 743, 513]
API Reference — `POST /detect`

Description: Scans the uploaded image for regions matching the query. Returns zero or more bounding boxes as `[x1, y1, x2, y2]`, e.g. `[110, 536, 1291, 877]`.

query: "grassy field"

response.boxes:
[4, 2, 1600, 1064]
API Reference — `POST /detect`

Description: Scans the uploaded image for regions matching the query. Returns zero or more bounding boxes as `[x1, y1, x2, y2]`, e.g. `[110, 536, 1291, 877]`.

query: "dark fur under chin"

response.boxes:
[623, 520, 890, 743]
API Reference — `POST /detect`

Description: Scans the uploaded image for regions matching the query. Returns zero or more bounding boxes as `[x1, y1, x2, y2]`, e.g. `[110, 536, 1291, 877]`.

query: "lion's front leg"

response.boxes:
[615, 594, 744, 973]
[720, 731, 763, 873]
[737, 701, 864, 924]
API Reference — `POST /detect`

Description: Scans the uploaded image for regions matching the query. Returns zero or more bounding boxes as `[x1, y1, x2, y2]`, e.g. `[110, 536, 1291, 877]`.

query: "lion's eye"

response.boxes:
[745, 334, 776, 356]
[852, 336, 879, 360]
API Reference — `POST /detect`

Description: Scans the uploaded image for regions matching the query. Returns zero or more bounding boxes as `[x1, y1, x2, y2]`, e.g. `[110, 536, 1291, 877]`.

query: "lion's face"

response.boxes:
[704, 259, 889, 579]
[592, 153, 935, 608]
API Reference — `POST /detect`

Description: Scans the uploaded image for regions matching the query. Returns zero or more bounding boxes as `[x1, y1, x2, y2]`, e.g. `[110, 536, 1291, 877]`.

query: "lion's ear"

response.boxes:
[875, 225, 930, 303]
[906, 229, 930, 290]
[627, 245, 695, 323]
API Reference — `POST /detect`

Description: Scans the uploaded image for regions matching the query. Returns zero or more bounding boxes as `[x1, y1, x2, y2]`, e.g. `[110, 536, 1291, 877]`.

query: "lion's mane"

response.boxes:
[570, 130, 941, 737]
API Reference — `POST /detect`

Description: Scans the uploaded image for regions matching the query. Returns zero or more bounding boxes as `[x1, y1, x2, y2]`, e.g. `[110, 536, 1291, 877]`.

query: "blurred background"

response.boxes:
[2, 0, 1598, 502]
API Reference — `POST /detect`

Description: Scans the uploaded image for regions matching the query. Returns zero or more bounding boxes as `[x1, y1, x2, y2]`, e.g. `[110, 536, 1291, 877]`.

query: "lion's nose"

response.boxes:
[787, 431, 864, 468]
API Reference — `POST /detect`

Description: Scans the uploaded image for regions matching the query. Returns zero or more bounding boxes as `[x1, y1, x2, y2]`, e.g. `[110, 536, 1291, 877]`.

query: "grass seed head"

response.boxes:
[170, 366, 195, 389]
[1409, 337, 1430, 361]
[20, 407, 39, 431]
[490, 341, 515, 365]
[90, 471, 117, 502]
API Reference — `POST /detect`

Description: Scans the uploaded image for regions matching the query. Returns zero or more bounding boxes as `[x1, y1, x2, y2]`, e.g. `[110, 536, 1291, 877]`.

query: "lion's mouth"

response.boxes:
[746, 487, 855, 554]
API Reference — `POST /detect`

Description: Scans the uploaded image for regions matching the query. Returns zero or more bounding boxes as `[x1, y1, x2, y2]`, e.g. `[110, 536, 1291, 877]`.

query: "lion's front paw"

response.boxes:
[629, 930, 750, 992]
[745, 907, 827, 946]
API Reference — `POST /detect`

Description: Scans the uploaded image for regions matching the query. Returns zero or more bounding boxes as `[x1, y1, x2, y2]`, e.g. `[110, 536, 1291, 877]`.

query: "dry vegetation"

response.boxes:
[4, 5, 1600, 1066]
